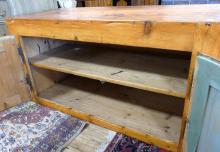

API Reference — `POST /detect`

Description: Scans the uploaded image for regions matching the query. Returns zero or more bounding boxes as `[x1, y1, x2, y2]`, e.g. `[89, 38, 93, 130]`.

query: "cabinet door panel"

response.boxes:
[0, 36, 30, 110]
[197, 86, 220, 152]
[187, 55, 220, 152]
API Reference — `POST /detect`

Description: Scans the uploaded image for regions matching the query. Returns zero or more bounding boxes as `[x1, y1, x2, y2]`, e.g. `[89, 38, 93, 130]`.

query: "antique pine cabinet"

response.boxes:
[4, 4, 220, 152]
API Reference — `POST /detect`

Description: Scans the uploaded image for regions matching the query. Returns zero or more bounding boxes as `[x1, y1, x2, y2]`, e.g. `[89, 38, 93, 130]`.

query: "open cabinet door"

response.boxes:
[186, 55, 220, 152]
[0, 36, 30, 110]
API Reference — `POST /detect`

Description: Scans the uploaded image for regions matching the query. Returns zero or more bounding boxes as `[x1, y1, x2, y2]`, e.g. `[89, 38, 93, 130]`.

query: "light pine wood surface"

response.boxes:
[0, 36, 30, 110]
[31, 44, 190, 98]
[39, 76, 183, 143]
[7, 5, 220, 22]
[7, 5, 220, 51]
[64, 123, 115, 152]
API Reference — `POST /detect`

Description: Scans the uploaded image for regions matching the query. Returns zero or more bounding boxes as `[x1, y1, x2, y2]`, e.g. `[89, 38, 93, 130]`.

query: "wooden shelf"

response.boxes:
[31, 44, 189, 98]
[39, 76, 183, 145]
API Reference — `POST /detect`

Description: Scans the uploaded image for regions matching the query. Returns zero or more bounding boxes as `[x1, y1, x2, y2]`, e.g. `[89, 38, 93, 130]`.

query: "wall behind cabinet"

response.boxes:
[0, 0, 10, 36]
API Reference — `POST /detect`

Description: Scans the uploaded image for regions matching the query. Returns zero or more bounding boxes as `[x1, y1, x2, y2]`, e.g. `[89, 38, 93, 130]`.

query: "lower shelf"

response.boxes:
[39, 75, 183, 148]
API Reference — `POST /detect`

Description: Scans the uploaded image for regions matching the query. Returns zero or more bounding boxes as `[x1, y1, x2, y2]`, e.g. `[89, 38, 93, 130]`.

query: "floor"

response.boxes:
[63, 123, 114, 152]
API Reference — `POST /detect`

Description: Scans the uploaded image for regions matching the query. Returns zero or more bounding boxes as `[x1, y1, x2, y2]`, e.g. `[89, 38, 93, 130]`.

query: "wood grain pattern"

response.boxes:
[64, 124, 115, 152]
[20, 37, 67, 93]
[19, 37, 38, 100]
[6, 20, 196, 52]
[179, 24, 210, 151]
[0, 36, 30, 110]
[7, 5, 220, 52]
[30, 44, 189, 98]
[39, 76, 183, 143]
[200, 24, 220, 61]
[38, 95, 178, 151]
[32, 67, 66, 93]
[6, 5, 220, 22]
[180, 24, 220, 151]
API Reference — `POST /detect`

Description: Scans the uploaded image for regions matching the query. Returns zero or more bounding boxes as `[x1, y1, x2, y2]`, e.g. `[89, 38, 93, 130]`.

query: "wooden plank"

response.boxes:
[6, 20, 196, 51]
[38, 96, 178, 151]
[64, 124, 115, 152]
[200, 24, 220, 61]
[30, 44, 189, 98]
[6, 5, 220, 22]
[38, 76, 183, 145]
[7, 5, 220, 51]
[19, 37, 38, 100]
[32, 67, 66, 93]
[197, 86, 220, 152]
[0, 36, 30, 110]
[178, 23, 209, 151]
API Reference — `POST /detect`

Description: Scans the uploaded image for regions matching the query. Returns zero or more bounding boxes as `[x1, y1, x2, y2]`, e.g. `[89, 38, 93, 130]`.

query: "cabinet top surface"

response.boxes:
[6, 4, 220, 23]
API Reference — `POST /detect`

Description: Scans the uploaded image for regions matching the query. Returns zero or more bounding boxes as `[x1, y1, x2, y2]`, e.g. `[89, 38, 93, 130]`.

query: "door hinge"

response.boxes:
[17, 47, 25, 64]
[25, 74, 33, 91]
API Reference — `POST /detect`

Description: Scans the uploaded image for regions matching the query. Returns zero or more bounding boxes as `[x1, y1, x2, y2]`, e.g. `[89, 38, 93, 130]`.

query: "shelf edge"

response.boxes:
[31, 62, 186, 99]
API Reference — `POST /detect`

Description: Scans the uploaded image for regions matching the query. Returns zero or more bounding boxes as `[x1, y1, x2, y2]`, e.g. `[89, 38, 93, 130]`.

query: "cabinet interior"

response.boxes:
[27, 38, 190, 143]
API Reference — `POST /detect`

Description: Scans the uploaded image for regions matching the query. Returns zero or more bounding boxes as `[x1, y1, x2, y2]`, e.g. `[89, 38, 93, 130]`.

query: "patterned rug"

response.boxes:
[0, 101, 86, 152]
[104, 133, 168, 152]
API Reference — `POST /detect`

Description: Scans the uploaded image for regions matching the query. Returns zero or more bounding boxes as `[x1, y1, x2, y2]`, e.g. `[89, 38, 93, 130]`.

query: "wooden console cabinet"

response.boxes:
[6, 5, 220, 152]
